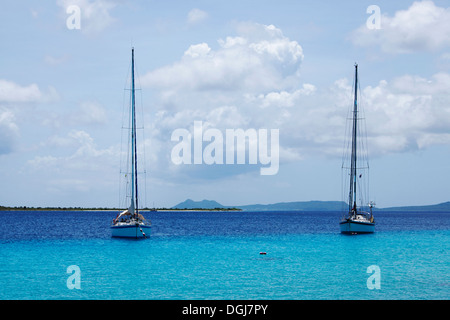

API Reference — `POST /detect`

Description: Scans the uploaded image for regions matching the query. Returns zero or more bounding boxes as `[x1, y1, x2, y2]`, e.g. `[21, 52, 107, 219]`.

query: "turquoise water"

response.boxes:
[0, 211, 448, 300]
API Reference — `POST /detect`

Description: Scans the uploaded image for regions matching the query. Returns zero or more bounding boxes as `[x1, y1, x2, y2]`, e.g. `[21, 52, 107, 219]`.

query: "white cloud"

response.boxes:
[361, 72, 450, 153]
[249, 84, 317, 109]
[0, 108, 19, 154]
[0, 80, 43, 103]
[141, 22, 305, 124]
[0, 79, 59, 154]
[155, 70, 450, 165]
[141, 22, 303, 93]
[138, 23, 309, 179]
[136, 22, 450, 182]
[248, 25, 303, 64]
[183, 43, 211, 58]
[72, 101, 108, 125]
[28, 130, 117, 173]
[187, 8, 208, 25]
[41, 100, 108, 128]
[352, 1, 450, 54]
[263, 71, 450, 158]
[0, 79, 59, 104]
[27, 155, 59, 168]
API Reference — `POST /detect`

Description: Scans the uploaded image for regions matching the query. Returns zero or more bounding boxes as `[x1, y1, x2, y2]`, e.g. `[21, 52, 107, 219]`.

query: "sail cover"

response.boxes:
[117, 210, 131, 220]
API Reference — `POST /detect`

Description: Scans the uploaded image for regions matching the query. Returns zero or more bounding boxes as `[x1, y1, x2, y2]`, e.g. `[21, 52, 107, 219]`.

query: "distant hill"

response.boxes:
[171, 199, 346, 211]
[172, 199, 227, 209]
[171, 199, 450, 212]
[377, 201, 450, 212]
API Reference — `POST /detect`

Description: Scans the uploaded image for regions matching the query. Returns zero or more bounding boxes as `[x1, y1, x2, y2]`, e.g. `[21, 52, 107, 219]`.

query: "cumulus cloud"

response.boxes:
[362, 72, 450, 153]
[0, 80, 43, 103]
[249, 84, 316, 109]
[0, 79, 59, 105]
[142, 22, 303, 93]
[26, 130, 119, 199]
[139, 23, 310, 178]
[352, 1, 450, 54]
[28, 130, 117, 177]
[137, 22, 450, 182]
[0, 79, 59, 155]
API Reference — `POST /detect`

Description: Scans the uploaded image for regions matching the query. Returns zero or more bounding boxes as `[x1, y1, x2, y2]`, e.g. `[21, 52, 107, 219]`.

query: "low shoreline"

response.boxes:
[0, 206, 242, 212]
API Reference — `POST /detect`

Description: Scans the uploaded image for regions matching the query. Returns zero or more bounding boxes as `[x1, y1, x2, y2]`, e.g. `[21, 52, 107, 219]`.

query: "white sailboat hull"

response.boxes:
[340, 219, 375, 234]
[111, 224, 151, 238]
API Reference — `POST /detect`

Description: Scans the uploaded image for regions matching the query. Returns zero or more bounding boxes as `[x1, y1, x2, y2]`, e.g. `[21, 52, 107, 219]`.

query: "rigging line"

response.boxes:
[349, 64, 358, 211]
[133, 51, 149, 210]
[140, 107, 148, 209]
[127, 78, 133, 209]
[138, 79, 148, 209]
[355, 74, 370, 182]
[341, 73, 357, 169]
[118, 61, 132, 211]
[131, 47, 139, 215]
[120, 54, 136, 211]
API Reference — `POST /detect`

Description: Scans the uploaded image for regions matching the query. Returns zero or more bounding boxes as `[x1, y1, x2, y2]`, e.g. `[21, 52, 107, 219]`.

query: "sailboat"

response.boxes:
[339, 64, 375, 234]
[111, 48, 151, 238]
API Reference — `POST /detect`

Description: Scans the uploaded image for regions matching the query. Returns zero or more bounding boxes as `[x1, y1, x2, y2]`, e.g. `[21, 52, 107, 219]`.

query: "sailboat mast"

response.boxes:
[349, 63, 358, 213]
[130, 47, 139, 216]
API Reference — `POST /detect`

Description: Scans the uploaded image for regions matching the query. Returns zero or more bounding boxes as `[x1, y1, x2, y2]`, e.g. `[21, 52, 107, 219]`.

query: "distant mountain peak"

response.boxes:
[172, 199, 225, 209]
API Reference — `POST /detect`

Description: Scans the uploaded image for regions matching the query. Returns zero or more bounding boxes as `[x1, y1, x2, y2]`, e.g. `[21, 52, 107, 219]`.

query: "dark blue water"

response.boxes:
[0, 210, 448, 299]
[1, 210, 448, 240]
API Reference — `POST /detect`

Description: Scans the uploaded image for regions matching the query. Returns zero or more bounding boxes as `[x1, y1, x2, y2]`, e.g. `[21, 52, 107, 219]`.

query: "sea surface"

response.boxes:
[0, 210, 448, 300]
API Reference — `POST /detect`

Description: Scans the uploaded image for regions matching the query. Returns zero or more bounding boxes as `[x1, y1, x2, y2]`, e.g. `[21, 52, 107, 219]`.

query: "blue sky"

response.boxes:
[1, 0, 450, 208]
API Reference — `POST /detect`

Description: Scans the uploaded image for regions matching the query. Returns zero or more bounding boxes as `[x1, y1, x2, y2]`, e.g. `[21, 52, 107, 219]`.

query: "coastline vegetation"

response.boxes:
[0, 205, 242, 212]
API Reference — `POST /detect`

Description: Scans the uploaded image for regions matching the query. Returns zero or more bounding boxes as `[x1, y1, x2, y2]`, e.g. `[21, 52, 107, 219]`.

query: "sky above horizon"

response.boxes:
[1, 0, 450, 208]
